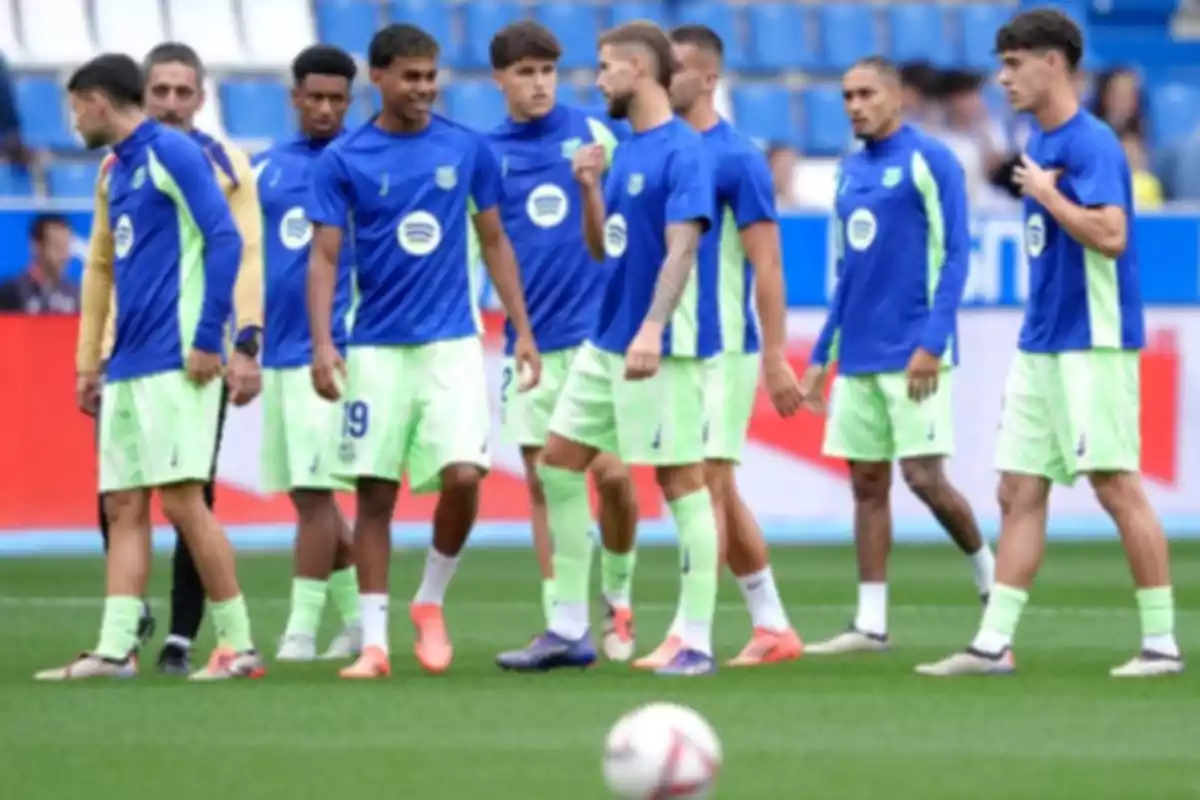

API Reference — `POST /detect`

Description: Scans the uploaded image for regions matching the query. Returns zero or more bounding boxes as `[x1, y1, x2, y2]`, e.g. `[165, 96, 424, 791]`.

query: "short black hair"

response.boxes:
[292, 44, 357, 85]
[368, 23, 439, 70]
[30, 213, 70, 243]
[899, 60, 939, 96]
[490, 20, 562, 70]
[144, 41, 205, 84]
[670, 24, 724, 58]
[994, 8, 1083, 71]
[67, 54, 144, 108]
[851, 55, 900, 82]
[936, 69, 984, 98]
[599, 21, 677, 90]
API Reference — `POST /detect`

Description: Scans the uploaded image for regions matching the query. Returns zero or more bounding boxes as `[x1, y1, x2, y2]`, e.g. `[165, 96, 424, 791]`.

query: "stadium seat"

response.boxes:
[388, 0, 457, 66]
[47, 161, 101, 199]
[17, 0, 96, 65]
[536, 3, 601, 71]
[745, 4, 815, 72]
[958, 6, 1012, 72]
[0, 0, 26, 62]
[242, 0, 317, 69]
[15, 77, 73, 149]
[93, 0, 168, 62]
[607, 2, 668, 29]
[888, 4, 955, 68]
[442, 81, 508, 131]
[817, 5, 880, 72]
[461, 2, 527, 70]
[1149, 82, 1200, 146]
[671, 2, 746, 70]
[730, 84, 793, 144]
[165, 0, 247, 69]
[219, 80, 292, 141]
[314, 0, 382, 59]
[802, 85, 851, 157]
[0, 166, 33, 198]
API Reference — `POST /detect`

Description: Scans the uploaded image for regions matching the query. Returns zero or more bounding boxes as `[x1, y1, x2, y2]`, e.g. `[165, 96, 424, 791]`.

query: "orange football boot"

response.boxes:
[411, 602, 453, 674]
[339, 645, 391, 679]
[727, 627, 804, 667]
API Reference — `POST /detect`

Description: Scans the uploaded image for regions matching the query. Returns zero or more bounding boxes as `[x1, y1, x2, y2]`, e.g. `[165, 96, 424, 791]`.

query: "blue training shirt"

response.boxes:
[593, 117, 716, 358]
[103, 120, 241, 381]
[1019, 110, 1144, 353]
[812, 124, 969, 375]
[487, 104, 621, 355]
[253, 135, 355, 368]
[305, 114, 503, 346]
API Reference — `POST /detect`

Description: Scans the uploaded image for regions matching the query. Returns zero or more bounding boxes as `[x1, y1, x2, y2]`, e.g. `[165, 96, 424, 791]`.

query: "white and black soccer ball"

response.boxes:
[602, 702, 722, 799]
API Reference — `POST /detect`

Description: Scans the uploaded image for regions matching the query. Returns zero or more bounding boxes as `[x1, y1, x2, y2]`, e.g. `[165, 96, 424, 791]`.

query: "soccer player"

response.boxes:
[918, 10, 1184, 678]
[496, 21, 721, 676]
[625, 24, 804, 669]
[798, 57, 992, 655]
[255, 45, 362, 662]
[38, 53, 263, 681]
[486, 21, 640, 658]
[90, 41, 265, 675]
[307, 24, 540, 679]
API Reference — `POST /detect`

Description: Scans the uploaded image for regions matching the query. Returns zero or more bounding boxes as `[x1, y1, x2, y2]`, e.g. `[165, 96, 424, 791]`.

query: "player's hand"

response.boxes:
[1012, 154, 1062, 203]
[797, 364, 827, 415]
[186, 349, 223, 386]
[763, 352, 803, 417]
[572, 144, 606, 189]
[514, 332, 542, 391]
[906, 348, 940, 402]
[311, 341, 346, 402]
[226, 352, 262, 407]
[625, 323, 662, 380]
[76, 370, 101, 416]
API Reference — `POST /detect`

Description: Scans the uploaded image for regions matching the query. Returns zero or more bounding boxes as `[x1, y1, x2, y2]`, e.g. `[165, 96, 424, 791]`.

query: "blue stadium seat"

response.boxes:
[47, 161, 101, 199]
[442, 81, 508, 131]
[536, 4, 600, 70]
[888, 4, 955, 67]
[672, 2, 746, 70]
[461, 2, 526, 69]
[745, 4, 814, 72]
[802, 85, 851, 157]
[607, 2, 668, 29]
[557, 84, 582, 107]
[1149, 82, 1200, 146]
[0, 165, 33, 197]
[314, 0, 381, 60]
[219, 80, 292, 141]
[958, 6, 1011, 72]
[817, 5, 880, 72]
[387, 0, 457, 66]
[15, 77, 73, 149]
[731, 84, 793, 144]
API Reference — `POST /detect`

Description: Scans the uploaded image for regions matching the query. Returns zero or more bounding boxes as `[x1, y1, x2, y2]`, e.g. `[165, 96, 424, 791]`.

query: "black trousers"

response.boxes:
[98, 383, 230, 642]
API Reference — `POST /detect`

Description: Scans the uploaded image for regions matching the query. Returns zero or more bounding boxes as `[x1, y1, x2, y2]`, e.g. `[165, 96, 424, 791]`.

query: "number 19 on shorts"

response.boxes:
[343, 400, 369, 439]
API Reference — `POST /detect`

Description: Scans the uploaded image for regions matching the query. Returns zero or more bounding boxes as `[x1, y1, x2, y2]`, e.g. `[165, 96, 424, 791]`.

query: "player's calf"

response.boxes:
[346, 478, 398, 673]
[594, 455, 638, 662]
[901, 457, 994, 599]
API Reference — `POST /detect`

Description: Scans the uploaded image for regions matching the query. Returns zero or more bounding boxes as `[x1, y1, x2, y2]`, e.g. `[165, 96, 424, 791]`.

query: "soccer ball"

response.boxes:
[602, 702, 722, 798]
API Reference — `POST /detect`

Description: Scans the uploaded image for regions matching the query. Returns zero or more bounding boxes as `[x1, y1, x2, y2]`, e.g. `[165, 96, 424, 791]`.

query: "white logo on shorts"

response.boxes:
[114, 214, 134, 258]
[845, 208, 877, 252]
[1026, 212, 1046, 259]
[397, 211, 442, 256]
[604, 213, 627, 258]
[526, 183, 569, 229]
[279, 206, 313, 250]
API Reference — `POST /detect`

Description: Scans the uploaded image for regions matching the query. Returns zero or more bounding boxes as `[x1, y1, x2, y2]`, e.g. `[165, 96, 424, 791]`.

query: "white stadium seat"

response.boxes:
[17, 0, 96, 65]
[241, 0, 317, 69]
[164, 0, 246, 69]
[0, 0, 27, 63]
[93, 0, 169, 63]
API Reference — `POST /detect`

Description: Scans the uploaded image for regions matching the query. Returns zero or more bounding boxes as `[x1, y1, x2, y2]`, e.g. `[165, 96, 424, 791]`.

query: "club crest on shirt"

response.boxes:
[881, 167, 903, 188]
[561, 137, 582, 159]
[627, 173, 644, 196]
[131, 166, 146, 189]
[1026, 213, 1046, 258]
[435, 166, 457, 190]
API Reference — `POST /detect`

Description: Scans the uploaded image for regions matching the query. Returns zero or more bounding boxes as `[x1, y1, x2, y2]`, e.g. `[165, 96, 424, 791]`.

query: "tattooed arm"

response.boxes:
[644, 221, 703, 325]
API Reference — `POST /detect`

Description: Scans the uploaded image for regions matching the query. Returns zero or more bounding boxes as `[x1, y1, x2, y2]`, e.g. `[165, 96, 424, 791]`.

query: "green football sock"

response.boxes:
[328, 567, 362, 625]
[541, 579, 556, 627]
[284, 578, 327, 638]
[538, 464, 594, 638]
[211, 595, 255, 653]
[1136, 586, 1175, 638]
[971, 583, 1029, 653]
[94, 595, 142, 660]
[601, 548, 636, 607]
[670, 490, 719, 653]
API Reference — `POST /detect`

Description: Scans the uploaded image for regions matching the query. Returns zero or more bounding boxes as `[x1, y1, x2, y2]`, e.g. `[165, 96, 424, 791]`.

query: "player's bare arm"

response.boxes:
[307, 223, 345, 401]
[76, 181, 115, 416]
[740, 221, 802, 416]
[625, 221, 703, 380]
[573, 144, 607, 261]
[1013, 154, 1127, 257]
[227, 161, 265, 407]
[473, 206, 542, 389]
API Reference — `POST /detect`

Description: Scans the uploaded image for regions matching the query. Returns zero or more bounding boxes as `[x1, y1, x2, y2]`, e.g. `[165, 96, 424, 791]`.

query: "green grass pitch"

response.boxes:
[1, 541, 1198, 799]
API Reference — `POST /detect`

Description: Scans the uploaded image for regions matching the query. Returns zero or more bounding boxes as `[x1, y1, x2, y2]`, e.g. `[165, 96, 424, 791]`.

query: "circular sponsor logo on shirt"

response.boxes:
[114, 214, 134, 258]
[604, 213, 627, 258]
[396, 211, 442, 256]
[1026, 212, 1046, 258]
[845, 208, 877, 252]
[526, 183, 569, 229]
[279, 206, 313, 250]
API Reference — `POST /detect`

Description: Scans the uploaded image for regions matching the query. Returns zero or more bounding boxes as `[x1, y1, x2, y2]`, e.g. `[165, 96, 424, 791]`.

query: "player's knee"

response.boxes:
[159, 483, 206, 527]
[1089, 471, 1145, 517]
[441, 464, 483, 494]
[291, 489, 333, 523]
[103, 490, 148, 528]
[996, 473, 1047, 518]
[591, 457, 633, 500]
[655, 464, 706, 500]
[703, 460, 736, 505]
[849, 463, 891, 505]
[357, 478, 398, 521]
[900, 458, 943, 500]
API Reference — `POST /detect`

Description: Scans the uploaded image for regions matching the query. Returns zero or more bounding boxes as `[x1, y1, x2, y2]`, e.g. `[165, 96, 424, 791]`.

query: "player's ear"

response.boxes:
[491, 70, 505, 92]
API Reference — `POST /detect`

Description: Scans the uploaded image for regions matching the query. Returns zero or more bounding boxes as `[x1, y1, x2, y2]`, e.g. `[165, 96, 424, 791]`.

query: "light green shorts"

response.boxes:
[260, 366, 351, 493]
[501, 346, 580, 448]
[548, 342, 706, 466]
[337, 337, 490, 493]
[98, 370, 223, 493]
[995, 349, 1139, 486]
[704, 352, 760, 462]
[822, 369, 954, 462]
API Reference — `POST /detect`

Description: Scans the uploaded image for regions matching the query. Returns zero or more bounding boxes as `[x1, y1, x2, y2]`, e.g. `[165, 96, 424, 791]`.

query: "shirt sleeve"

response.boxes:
[225, 146, 264, 336]
[728, 149, 779, 228]
[305, 148, 351, 228]
[78, 158, 116, 372]
[469, 132, 503, 214]
[152, 135, 242, 354]
[916, 145, 969, 357]
[811, 181, 845, 366]
[665, 144, 714, 232]
[1068, 128, 1127, 209]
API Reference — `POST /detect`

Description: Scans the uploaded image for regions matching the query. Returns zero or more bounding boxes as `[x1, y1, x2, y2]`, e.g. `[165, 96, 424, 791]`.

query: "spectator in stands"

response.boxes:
[0, 214, 79, 313]
[1090, 67, 1145, 136]
[932, 70, 1012, 209]
[766, 142, 801, 210]
[1121, 130, 1164, 210]
[0, 54, 32, 165]
[898, 61, 940, 129]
